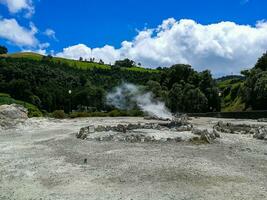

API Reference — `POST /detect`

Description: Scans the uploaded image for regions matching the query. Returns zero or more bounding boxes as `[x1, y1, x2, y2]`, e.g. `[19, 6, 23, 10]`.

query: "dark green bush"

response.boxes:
[69, 112, 90, 118]
[51, 110, 66, 119]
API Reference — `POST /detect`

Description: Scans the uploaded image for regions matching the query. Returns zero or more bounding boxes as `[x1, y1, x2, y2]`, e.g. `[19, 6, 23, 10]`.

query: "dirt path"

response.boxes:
[0, 117, 266, 200]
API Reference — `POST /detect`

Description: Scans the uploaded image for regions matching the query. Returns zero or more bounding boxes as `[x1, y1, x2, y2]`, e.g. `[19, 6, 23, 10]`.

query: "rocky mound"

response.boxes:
[0, 104, 28, 130]
[76, 120, 220, 144]
[214, 121, 267, 140]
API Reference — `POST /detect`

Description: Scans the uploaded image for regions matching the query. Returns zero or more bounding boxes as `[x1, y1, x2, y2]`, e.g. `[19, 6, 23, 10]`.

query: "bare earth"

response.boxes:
[0, 117, 267, 200]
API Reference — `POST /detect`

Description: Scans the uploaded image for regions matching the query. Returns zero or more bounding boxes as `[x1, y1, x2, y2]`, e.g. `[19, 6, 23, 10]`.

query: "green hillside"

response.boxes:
[217, 77, 245, 111]
[0, 52, 158, 73]
[1, 51, 267, 114]
[0, 54, 220, 115]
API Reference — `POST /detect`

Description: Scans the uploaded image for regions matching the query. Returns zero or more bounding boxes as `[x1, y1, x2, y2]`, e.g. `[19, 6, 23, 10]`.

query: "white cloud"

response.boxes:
[0, 18, 39, 47]
[0, 0, 34, 17]
[44, 28, 57, 40]
[56, 18, 267, 76]
[22, 48, 46, 55]
[56, 44, 120, 63]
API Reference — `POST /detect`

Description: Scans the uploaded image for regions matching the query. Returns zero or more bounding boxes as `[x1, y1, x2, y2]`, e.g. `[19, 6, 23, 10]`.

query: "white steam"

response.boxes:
[107, 83, 173, 119]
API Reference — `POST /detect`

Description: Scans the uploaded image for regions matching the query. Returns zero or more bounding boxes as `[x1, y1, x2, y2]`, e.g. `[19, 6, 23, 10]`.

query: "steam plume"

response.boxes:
[107, 83, 173, 119]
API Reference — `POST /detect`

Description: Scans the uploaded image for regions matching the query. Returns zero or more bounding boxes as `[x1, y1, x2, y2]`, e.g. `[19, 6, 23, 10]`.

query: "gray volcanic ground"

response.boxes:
[0, 117, 267, 200]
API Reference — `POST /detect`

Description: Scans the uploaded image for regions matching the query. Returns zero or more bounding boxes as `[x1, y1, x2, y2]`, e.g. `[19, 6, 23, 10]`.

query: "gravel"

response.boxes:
[0, 117, 266, 200]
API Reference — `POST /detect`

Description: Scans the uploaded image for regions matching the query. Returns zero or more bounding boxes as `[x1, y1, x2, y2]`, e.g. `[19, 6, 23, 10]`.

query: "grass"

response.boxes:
[217, 78, 246, 112]
[222, 96, 245, 112]
[0, 93, 43, 117]
[1, 52, 159, 72]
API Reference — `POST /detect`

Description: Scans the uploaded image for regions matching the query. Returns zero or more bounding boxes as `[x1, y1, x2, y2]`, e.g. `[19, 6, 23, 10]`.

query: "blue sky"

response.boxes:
[0, 0, 267, 76]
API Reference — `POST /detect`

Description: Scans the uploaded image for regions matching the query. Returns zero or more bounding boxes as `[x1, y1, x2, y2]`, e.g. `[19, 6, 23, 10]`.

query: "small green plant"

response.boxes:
[51, 110, 66, 119]
[69, 112, 90, 118]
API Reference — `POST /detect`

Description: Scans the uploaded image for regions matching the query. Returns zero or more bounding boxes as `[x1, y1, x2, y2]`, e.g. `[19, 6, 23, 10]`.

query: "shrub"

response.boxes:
[108, 109, 125, 117]
[90, 112, 109, 117]
[127, 109, 143, 117]
[51, 110, 66, 119]
[69, 112, 90, 118]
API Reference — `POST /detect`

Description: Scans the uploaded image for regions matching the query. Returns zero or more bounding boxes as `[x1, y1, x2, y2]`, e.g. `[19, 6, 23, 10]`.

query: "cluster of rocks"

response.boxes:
[214, 121, 258, 135]
[253, 127, 267, 140]
[257, 118, 267, 122]
[0, 104, 28, 130]
[214, 121, 267, 140]
[76, 116, 221, 144]
[144, 114, 189, 124]
[191, 128, 220, 144]
[94, 133, 183, 143]
[76, 121, 193, 141]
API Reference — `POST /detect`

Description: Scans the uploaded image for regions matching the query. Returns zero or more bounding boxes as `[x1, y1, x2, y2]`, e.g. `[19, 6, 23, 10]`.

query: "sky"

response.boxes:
[0, 0, 267, 76]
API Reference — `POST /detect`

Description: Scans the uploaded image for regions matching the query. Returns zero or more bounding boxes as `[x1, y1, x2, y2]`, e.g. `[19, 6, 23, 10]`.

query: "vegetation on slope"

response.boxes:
[1, 52, 158, 73]
[217, 77, 245, 111]
[2, 47, 266, 115]
[217, 51, 267, 111]
[0, 51, 220, 115]
[0, 93, 42, 117]
[241, 52, 267, 110]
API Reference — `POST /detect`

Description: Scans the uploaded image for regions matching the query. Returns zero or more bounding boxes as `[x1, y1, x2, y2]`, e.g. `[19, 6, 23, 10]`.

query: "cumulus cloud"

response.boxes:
[56, 18, 267, 76]
[0, 0, 34, 17]
[0, 18, 39, 47]
[56, 44, 120, 63]
[44, 28, 57, 40]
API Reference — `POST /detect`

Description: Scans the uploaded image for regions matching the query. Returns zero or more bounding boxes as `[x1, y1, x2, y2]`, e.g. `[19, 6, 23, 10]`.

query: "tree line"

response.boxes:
[1, 45, 266, 114]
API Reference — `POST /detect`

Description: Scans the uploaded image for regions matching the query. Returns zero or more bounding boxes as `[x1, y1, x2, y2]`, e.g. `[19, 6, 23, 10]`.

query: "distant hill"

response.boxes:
[216, 75, 245, 82]
[0, 52, 158, 73]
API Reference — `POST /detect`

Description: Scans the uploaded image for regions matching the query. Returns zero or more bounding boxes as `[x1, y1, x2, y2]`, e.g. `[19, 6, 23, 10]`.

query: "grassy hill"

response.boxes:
[0, 52, 158, 73]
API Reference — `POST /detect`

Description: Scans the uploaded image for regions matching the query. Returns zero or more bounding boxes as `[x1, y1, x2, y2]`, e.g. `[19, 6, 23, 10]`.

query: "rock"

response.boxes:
[166, 138, 172, 142]
[101, 135, 114, 141]
[214, 121, 260, 135]
[257, 118, 267, 122]
[192, 128, 218, 143]
[0, 104, 28, 120]
[143, 123, 153, 129]
[249, 128, 258, 135]
[174, 137, 182, 142]
[200, 130, 212, 144]
[189, 136, 202, 143]
[80, 133, 87, 140]
[144, 116, 171, 121]
[0, 104, 28, 129]
[115, 124, 127, 133]
[125, 134, 140, 143]
[192, 128, 203, 136]
[213, 129, 221, 138]
[105, 126, 112, 131]
[88, 125, 95, 133]
[176, 125, 192, 132]
[127, 123, 141, 130]
[180, 114, 189, 125]
[253, 127, 267, 140]
[76, 126, 89, 139]
[95, 125, 106, 132]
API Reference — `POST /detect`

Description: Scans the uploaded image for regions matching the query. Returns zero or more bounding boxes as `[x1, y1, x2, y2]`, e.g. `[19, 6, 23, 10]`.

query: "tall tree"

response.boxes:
[0, 45, 8, 54]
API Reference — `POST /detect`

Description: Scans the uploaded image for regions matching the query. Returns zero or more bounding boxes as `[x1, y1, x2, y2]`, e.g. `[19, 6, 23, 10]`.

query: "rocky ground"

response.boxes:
[0, 116, 267, 200]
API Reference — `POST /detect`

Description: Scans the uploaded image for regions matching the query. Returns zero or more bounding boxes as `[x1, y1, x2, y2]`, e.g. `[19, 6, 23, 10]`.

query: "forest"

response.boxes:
[0, 47, 266, 117]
